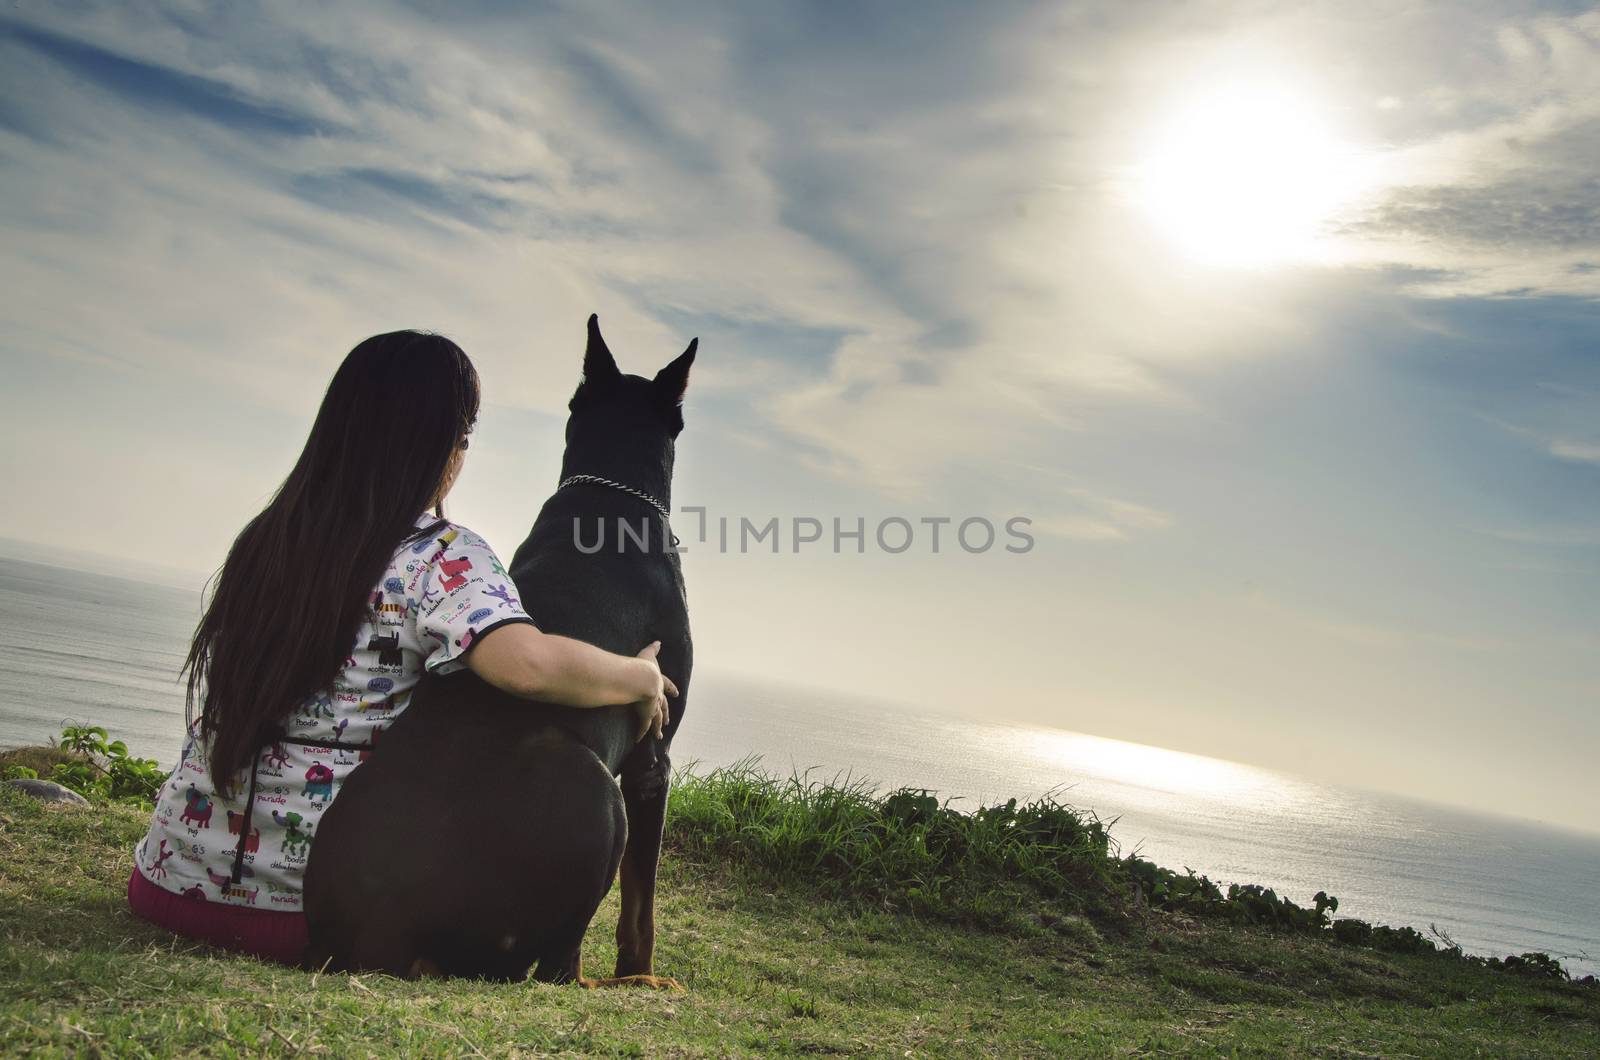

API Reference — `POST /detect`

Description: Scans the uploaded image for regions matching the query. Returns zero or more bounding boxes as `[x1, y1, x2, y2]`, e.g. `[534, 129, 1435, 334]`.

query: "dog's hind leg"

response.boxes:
[530, 938, 583, 985]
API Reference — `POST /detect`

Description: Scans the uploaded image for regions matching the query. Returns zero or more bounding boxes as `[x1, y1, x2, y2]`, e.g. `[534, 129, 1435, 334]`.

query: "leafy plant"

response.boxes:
[44, 724, 166, 805]
[1332, 918, 1373, 946]
[1494, 952, 1570, 981]
[59, 724, 111, 757]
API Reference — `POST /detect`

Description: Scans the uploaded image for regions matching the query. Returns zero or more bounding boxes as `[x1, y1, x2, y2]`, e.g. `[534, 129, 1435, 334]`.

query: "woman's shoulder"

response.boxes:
[431, 520, 500, 556]
[392, 518, 510, 571]
[395, 516, 480, 556]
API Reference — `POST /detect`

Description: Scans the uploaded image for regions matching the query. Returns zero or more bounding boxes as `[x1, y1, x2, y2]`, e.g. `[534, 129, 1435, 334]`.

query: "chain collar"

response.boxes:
[557, 474, 672, 521]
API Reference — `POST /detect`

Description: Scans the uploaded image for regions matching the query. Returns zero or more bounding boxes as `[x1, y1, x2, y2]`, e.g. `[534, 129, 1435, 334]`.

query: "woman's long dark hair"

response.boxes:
[184, 331, 479, 795]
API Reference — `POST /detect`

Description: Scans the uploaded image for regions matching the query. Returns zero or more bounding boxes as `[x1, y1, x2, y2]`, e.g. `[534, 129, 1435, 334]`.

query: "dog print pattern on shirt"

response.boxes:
[134, 514, 535, 910]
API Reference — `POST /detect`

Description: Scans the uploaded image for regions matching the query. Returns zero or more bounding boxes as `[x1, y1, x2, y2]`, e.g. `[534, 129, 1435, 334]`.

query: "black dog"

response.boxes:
[303, 315, 694, 985]
[365, 632, 403, 668]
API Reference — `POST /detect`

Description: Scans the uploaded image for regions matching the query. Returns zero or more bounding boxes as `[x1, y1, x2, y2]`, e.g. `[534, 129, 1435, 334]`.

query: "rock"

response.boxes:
[6, 778, 91, 806]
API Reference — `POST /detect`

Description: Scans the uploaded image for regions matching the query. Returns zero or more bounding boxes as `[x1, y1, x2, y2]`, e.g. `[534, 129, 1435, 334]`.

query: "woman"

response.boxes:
[128, 330, 674, 964]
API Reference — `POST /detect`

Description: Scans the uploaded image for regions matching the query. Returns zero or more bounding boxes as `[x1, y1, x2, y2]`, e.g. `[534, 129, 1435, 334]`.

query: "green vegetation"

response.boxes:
[0, 741, 80, 782]
[2, 742, 1596, 1056]
[670, 762, 1586, 982]
[1, 725, 164, 805]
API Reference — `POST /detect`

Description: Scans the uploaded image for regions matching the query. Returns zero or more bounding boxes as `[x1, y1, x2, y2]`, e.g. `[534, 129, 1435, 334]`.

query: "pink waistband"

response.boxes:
[127, 868, 308, 966]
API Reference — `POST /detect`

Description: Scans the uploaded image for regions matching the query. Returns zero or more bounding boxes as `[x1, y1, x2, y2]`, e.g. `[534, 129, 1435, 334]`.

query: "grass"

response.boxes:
[666, 763, 1122, 930]
[0, 743, 84, 778]
[2, 764, 1598, 1057]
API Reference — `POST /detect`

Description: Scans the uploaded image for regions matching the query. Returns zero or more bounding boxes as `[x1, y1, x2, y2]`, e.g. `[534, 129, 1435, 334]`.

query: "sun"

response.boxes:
[1129, 81, 1371, 268]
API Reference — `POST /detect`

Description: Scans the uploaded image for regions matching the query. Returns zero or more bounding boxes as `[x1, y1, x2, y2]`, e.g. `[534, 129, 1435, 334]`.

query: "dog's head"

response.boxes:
[564, 314, 697, 478]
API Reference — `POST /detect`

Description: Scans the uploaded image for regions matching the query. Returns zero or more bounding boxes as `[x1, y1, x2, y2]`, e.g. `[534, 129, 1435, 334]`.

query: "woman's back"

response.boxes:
[133, 514, 533, 910]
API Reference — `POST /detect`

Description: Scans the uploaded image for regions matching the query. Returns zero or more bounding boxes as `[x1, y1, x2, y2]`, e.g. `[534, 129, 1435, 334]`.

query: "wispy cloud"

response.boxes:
[1479, 412, 1600, 472]
[1032, 492, 1174, 543]
[1335, 9, 1600, 296]
[1548, 438, 1600, 465]
[2, 17, 332, 138]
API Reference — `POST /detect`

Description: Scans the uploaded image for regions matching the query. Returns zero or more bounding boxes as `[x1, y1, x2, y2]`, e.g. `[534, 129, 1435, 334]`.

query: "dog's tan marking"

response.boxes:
[580, 974, 684, 991]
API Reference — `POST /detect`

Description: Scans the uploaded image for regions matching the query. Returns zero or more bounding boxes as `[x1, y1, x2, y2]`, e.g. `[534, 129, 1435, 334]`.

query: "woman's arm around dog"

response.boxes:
[466, 628, 675, 740]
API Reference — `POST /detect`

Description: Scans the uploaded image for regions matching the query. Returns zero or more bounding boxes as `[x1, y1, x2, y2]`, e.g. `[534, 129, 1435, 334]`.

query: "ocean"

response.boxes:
[2, 558, 1595, 977]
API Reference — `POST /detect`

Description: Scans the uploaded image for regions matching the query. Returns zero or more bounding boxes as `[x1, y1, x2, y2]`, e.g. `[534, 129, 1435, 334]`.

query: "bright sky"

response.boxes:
[2, 3, 1597, 833]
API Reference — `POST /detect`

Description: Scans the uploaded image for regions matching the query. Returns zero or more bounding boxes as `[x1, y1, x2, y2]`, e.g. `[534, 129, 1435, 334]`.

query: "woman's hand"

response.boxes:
[630, 641, 679, 742]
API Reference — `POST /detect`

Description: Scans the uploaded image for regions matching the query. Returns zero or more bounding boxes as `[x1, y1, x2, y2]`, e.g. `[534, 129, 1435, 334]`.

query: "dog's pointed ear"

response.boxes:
[653, 338, 697, 406]
[582, 313, 621, 388]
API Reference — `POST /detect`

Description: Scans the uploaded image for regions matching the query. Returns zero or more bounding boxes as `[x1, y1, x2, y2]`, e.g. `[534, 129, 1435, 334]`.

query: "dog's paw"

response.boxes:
[581, 974, 685, 991]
